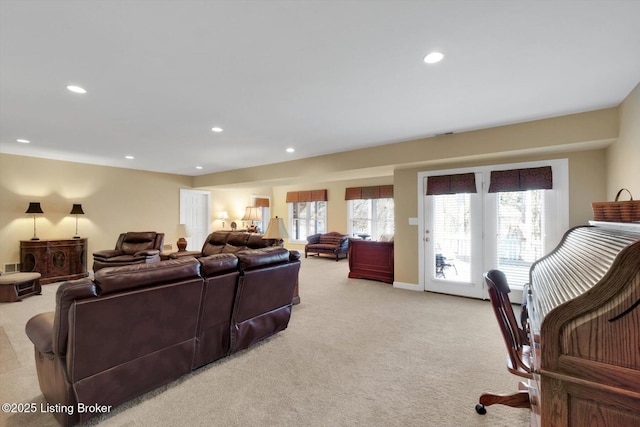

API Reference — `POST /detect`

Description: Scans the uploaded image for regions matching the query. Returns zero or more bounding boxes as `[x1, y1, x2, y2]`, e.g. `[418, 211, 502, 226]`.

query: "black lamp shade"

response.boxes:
[25, 202, 44, 214]
[70, 204, 85, 215]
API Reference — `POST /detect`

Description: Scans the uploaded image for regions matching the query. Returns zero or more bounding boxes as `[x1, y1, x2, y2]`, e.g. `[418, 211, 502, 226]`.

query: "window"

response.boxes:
[289, 201, 327, 242]
[252, 196, 270, 234]
[348, 198, 394, 240]
[286, 189, 328, 243]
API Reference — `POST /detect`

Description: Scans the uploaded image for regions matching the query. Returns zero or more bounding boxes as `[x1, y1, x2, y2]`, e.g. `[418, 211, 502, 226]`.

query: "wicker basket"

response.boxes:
[592, 189, 640, 222]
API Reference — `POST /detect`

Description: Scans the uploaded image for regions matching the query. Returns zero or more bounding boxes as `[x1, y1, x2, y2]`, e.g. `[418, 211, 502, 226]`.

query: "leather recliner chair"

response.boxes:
[92, 231, 164, 272]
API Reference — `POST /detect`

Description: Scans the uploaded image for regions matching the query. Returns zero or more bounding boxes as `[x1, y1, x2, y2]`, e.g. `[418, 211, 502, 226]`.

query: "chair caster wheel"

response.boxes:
[475, 404, 487, 415]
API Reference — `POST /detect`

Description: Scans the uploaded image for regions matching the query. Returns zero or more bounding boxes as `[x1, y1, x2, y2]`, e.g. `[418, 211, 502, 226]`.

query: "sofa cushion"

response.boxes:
[227, 232, 250, 246]
[222, 244, 247, 253]
[247, 233, 274, 249]
[319, 234, 344, 245]
[198, 253, 238, 277]
[236, 247, 290, 271]
[121, 232, 157, 254]
[207, 231, 229, 246]
[202, 244, 224, 256]
[95, 257, 200, 295]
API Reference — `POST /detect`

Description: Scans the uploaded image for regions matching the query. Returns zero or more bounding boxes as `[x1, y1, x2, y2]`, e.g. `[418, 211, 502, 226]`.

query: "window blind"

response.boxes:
[254, 197, 270, 207]
[426, 173, 477, 195]
[345, 185, 393, 200]
[286, 189, 328, 203]
[488, 166, 552, 193]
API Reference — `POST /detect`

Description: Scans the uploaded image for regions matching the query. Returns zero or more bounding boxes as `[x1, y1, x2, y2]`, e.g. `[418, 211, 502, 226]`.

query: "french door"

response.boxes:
[420, 160, 568, 300]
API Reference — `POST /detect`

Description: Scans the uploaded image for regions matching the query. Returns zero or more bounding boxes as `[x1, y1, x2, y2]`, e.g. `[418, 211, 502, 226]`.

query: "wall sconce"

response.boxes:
[70, 204, 85, 238]
[218, 211, 229, 229]
[262, 216, 288, 246]
[241, 207, 262, 233]
[25, 202, 44, 240]
[175, 223, 191, 252]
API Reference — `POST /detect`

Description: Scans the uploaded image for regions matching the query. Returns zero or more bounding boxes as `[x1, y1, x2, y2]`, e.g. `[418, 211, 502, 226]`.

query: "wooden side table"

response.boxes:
[0, 272, 42, 302]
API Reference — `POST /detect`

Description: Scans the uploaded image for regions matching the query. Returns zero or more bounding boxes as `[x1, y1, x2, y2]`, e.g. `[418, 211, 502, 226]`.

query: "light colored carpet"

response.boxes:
[0, 257, 529, 427]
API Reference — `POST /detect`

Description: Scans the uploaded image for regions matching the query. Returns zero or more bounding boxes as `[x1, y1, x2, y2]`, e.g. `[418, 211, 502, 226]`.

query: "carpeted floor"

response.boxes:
[0, 257, 529, 426]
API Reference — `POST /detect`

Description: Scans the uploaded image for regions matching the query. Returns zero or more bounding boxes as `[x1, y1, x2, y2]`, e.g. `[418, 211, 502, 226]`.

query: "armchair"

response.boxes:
[92, 231, 164, 272]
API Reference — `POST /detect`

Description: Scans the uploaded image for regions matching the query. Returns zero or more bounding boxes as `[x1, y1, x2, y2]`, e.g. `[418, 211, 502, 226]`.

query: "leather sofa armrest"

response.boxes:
[93, 249, 122, 259]
[169, 250, 201, 259]
[289, 250, 301, 261]
[25, 312, 55, 354]
[134, 249, 160, 258]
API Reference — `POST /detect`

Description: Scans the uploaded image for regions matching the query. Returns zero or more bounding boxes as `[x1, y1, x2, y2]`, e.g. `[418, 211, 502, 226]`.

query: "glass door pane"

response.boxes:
[432, 193, 471, 282]
[496, 190, 545, 287]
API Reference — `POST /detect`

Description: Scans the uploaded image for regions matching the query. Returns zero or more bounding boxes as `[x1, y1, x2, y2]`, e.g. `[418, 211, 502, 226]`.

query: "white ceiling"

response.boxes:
[1, 0, 639, 177]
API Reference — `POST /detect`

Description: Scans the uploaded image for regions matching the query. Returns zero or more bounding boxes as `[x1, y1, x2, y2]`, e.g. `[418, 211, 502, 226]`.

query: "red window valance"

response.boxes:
[426, 173, 477, 195]
[254, 198, 270, 207]
[345, 185, 393, 200]
[488, 166, 552, 193]
[286, 189, 328, 203]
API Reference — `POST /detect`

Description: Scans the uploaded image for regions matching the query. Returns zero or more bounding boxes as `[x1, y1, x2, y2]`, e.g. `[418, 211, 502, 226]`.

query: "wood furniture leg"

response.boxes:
[476, 386, 530, 414]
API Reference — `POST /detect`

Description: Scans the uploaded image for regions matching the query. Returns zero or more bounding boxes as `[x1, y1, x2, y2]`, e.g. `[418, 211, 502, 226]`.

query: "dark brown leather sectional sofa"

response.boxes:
[25, 247, 300, 426]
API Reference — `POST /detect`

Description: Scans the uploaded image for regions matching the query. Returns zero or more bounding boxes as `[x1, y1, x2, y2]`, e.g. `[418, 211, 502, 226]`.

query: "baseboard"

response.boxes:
[393, 281, 422, 291]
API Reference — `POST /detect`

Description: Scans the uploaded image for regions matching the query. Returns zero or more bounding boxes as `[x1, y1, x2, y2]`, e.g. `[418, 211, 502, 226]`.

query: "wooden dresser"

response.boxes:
[20, 238, 88, 285]
[347, 238, 394, 284]
[526, 223, 640, 426]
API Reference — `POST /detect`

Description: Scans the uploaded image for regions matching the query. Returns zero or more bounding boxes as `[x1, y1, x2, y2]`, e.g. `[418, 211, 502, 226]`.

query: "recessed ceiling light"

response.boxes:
[66, 85, 87, 94]
[423, 52, 444, 64]
[211, 127, 223, 133]
[195, 166, 203, 170]
[17, 139, 30, 143]
[125, 155, 134, 160]
[286, 148, 295, 153]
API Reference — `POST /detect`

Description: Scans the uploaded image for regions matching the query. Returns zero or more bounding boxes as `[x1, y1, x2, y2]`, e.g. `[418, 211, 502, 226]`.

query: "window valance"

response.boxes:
[254, 198, 270, 207]
[488, 166, 552, 193]
[286, 189, 328, 203]
[426, 173, 477, 195]
[345, 185, 393, 200]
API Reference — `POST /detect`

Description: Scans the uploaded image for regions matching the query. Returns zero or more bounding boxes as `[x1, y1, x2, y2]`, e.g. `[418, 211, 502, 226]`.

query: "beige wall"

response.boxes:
[392, 149, 607, 284]
[0, 103, 627, 281]
[0, 154, 192, 268]
[269, 176, 394, 252]
[194, 108, 617, 187]
[608, 82, 640, 199]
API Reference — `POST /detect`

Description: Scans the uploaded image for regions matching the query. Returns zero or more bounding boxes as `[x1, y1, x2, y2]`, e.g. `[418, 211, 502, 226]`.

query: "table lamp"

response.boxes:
[25, 202, 44, 240]
[70, 204, 85, 238]
[262, 216, 288, 246]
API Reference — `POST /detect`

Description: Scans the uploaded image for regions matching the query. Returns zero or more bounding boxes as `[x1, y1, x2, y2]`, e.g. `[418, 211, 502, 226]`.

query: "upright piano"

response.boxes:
[526, 223, 640, 426]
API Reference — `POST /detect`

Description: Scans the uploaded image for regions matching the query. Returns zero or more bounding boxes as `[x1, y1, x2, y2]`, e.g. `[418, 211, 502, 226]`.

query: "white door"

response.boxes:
[423, 172, 485, 299]
[419, 159, 568, 301]
[180, 189, 211, 252]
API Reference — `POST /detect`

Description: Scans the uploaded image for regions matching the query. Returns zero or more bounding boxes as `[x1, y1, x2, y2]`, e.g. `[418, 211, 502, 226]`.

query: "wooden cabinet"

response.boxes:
[347, 238, 394, 284]
[21, 239, 88, 285]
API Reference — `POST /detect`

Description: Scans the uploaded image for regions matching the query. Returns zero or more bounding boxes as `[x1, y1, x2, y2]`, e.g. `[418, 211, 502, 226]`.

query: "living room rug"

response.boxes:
[0, 256, 529, 427]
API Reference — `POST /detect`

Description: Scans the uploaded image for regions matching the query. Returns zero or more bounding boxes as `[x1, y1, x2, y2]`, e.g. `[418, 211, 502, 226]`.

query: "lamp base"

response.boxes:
[177, 238, 188, 252]
[73, 235, 81, 239]
[31, 237, 40, 241]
